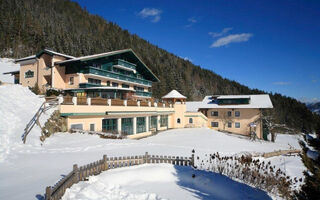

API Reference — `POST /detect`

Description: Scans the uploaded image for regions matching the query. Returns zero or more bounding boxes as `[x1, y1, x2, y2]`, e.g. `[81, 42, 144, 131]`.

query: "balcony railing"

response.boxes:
[135, 91, 152, 97]
[79, 83, 102, 88]
[113, 59, 136, 71]
[81, 67, 152, 87]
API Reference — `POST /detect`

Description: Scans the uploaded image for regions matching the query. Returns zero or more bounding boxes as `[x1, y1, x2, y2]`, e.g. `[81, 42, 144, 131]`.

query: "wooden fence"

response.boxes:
[45, 152, 194, 200]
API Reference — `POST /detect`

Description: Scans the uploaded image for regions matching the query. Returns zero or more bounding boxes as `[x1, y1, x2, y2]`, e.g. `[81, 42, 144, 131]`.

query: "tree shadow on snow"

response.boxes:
[35, 194, 44, 200]
[173, 165, 272, 200]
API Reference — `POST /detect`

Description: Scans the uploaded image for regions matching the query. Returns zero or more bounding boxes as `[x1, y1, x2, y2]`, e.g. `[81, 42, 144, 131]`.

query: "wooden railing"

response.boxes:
[77, 97, 87, 105]
[91, 97, 107, 105]
[140, 101, 149, 107]
[22, 98, 59, 144]
[45, 152, 194, 200]
[111, 99, 124, 106]
[127, 100, 137, 106]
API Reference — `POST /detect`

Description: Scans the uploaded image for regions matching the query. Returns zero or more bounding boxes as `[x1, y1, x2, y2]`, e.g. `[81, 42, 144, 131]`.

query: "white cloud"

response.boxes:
[210, 33, 253, 48]
[272, 81, 291, 85]
[138, 8, 162, 23]
[185, 17, 198, 28]
[209, 27, 233, 38]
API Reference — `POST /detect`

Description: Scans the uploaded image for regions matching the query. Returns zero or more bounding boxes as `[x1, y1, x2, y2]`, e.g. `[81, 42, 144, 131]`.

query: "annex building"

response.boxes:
[4, 49, 273, 139]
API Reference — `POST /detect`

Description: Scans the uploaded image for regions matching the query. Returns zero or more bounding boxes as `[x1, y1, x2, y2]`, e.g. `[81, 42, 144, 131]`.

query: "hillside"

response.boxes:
[307, 102, 320, 115]
[0, 0, 319, 132]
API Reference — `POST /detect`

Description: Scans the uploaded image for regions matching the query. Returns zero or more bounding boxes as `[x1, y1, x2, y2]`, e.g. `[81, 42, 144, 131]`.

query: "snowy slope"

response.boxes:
[0, 84, 54, 162]
[0, 58, 19, 83]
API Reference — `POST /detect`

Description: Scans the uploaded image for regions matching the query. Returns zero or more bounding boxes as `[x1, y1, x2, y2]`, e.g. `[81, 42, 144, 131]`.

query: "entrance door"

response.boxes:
[102, 119, 117, 133]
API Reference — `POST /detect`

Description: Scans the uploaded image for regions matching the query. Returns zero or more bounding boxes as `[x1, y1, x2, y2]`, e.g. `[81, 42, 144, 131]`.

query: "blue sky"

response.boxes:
[74, 0, 320, 102]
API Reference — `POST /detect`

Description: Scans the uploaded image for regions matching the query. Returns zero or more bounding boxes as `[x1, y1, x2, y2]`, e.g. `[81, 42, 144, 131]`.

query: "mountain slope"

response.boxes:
[307, 102, 320, 115]
[0, 0, 319, 132]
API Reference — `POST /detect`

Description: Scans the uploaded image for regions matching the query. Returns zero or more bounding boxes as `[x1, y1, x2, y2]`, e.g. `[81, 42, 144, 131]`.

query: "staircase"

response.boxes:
[22, 98, 59, 144]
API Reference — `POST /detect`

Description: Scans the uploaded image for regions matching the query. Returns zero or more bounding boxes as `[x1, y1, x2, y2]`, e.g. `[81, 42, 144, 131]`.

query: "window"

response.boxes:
[88, 78, 101, 85]
[69, 77, 74, 85]
[122, 118, 133, 135]
[71, 124, 83, 130]
[107, 81, 110, 86]
[227, 122, 232, 128]
[160, 115, 168, 127]
[211, 122, 219, 127]
[134, 86, 144, 91]
[122, 84, 129, 88]
[92, 63, 101, 69]
[211, 111, 218, 116]
[177, 118, 181, 124]
[90, 124, 95, 131]
[24, 70, 34, 78]
[235, 111, 240, 117]
[137, 117, 146, 133]
[189, 118, 193, 124]
[235, 122, 240, 128]
[150, 116, 157, 129]
[227, 111, 232, 117]
[112, 82, 119, 87]
[102, 119, 117, 132]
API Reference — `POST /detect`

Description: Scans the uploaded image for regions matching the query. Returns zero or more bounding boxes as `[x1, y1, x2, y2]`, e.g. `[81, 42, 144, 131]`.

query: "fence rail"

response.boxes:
[45, 152, 194, 200]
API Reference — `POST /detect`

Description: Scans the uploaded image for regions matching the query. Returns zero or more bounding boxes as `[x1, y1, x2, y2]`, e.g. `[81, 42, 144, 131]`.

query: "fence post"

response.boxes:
[191, 149, 195, 167]
[87, 97, 91, 105]
[45, 186, 51, 200]
[73, 164, 79, 184]
[144, 152, 149, 164]
[72, 97, 77, 105]
[103, 154, 108, 170]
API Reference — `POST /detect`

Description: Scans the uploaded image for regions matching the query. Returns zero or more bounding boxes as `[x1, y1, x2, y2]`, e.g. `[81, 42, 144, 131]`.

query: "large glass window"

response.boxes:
[211, 122, 219, 127]
[102, 119, 117, 132]
[88, 78, 101, 85]
[137, 117, 146, 133]
[122, 84, 129, 88]
[122, 118, 133, 135]
[235, 111, 240, 117]
[71, 123, 83, 130]
[160, 115, 168, 127]
[150, 116, 157, 129]
[211, 111, 218, 116]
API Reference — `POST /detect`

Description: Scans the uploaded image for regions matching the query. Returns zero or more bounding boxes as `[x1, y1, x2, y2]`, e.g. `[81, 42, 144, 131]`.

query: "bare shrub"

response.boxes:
[197, 153, 296, 199]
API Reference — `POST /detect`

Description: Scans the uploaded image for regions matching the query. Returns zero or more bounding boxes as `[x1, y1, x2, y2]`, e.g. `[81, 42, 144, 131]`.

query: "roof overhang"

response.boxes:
[2, 70, 20, 75]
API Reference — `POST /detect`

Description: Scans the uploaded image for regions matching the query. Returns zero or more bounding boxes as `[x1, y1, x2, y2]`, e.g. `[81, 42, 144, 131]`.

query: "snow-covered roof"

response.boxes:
[186, 94, 273, 111]
[56, 49, 131, 64]
[15, 49, 75, 63]
[15, 55, 37, 62]
[162, 90, 187, 99]
[217, 95, 250, 99]
[42, 49, 75, 59]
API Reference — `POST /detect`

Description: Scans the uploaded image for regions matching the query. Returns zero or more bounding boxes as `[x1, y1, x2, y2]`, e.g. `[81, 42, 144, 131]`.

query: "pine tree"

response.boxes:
[296, 132, 320, 200]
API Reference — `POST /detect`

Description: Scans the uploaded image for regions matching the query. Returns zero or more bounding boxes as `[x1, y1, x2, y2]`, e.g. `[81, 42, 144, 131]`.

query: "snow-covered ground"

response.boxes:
[0, 58, 19, 83]
[0, 84, 305, 200]
[62, 164, 271, 200]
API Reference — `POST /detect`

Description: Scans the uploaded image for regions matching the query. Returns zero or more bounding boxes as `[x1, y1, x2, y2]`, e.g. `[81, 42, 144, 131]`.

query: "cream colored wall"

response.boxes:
[207, 108, 262, 138]
[184, 112, 208, 128]
[67, 116, 103, 131]
[37, 54, 52, 92]
[171, 103, 187, 128]
[64, 73, 81, 89]
[19, 61, 38, 88]
[60, 104, 175, 113]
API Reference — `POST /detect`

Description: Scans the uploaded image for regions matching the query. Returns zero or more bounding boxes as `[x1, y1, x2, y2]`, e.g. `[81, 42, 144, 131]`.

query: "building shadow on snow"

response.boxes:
[173, 165, 272, 200]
